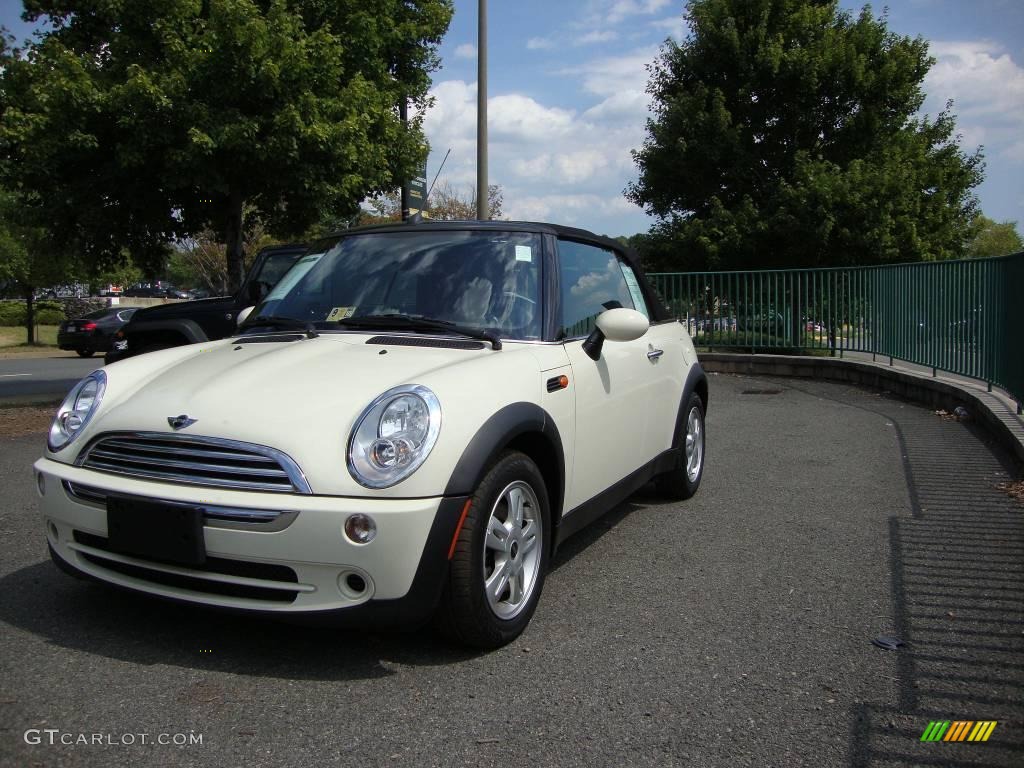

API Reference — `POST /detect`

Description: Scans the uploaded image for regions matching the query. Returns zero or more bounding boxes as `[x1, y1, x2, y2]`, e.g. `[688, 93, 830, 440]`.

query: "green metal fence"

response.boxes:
[649, 251, 1024, 411]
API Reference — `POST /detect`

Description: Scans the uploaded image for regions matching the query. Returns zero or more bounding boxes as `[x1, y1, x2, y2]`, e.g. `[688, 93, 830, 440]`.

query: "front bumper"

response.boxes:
[34, 457, 465, 625]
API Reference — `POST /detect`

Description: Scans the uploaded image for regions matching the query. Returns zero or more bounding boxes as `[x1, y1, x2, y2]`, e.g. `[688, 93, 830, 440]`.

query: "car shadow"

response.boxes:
[550, 489, 656, 571]
[0, 489, 661, 681]
[0, 559, 480, 681]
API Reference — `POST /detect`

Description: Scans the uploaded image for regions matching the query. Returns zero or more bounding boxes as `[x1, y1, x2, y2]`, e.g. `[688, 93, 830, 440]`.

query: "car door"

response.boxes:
[557, 239, 672, 512]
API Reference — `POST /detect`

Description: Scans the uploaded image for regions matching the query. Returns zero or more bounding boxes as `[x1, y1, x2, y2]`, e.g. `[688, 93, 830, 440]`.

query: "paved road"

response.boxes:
[0, 356, 101, 404]
[1, 374, 1021, 767]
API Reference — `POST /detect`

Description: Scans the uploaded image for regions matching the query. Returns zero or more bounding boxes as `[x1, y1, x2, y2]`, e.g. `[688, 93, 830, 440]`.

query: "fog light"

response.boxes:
[337, 569, 373, 600]
[344, 514, 376, 544]
[36, 472, 46, 496]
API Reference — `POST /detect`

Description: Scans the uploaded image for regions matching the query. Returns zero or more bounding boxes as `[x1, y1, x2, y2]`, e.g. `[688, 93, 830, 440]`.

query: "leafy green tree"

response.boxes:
[628, 0, 984, 271]
[966, 215, 1023, 258]
[0, 186, 81, 343]
[2, 0, 452, 291]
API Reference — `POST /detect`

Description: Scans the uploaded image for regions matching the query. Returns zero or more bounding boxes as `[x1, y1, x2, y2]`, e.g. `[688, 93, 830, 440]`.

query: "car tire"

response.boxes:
[436, 451, 550, 648]
[655, 392, 705, 500]
[76, 349, 94, 358]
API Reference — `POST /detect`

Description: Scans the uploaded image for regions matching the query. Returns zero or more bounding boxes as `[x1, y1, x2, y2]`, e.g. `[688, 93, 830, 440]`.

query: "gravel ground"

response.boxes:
[0, 406, 55, 437]
[0, 373, 1021, 768]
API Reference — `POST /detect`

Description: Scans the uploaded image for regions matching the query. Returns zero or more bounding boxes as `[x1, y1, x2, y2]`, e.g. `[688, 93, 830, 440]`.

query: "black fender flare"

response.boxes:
[670, 363, 709, 450]
[126, 319, 209, 345]
[443, 402, 565, 523]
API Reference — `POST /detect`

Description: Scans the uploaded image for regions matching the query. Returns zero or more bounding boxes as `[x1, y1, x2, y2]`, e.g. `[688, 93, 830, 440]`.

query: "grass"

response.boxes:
[0, 325, 59, 348]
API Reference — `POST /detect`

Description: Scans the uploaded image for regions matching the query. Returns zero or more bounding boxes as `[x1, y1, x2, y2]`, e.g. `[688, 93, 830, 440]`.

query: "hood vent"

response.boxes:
[365, 335, 485, 350]
[232, 333, 305, 344]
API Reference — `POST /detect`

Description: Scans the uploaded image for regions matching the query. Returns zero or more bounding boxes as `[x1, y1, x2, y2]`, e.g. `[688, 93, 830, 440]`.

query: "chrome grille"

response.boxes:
[77, 433, 310, 494]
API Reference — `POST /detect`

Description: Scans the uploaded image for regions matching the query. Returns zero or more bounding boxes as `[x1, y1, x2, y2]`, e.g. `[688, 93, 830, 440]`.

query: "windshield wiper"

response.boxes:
[331, 314, 502, 350]
[238, 315, 319, 339]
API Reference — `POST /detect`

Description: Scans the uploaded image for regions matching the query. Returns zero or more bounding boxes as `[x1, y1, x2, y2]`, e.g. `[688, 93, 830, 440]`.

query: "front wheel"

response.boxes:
[436, 451, 550, 648]
[655, 392, 705, 500]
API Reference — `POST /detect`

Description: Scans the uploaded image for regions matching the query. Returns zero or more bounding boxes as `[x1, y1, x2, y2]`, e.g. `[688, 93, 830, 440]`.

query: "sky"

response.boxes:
[2, 0, 1022, 238]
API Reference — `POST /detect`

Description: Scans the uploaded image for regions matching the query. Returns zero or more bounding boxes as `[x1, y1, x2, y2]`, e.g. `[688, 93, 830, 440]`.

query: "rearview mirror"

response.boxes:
[581, 308, 649, 360]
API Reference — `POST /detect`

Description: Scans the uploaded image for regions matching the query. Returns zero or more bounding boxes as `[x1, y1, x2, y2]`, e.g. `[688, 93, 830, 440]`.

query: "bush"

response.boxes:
[0, 299, 67, 326]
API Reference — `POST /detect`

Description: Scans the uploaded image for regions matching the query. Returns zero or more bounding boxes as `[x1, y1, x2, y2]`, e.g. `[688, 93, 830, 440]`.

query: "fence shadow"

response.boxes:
[828, 387, 1024, 766]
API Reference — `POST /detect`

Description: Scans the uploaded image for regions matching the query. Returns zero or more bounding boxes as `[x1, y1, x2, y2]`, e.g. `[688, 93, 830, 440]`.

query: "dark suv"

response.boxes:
[105, 244, 308, 364]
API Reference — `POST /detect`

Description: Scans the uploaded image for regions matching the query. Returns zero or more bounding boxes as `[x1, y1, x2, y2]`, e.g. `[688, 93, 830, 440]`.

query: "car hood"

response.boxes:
[70, 333, 549, 496]
[129, 295, 233, 321]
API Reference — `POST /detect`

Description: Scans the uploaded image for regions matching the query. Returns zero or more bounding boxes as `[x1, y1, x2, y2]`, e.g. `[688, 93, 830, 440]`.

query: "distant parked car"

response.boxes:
[38, 283, 89, 299]
[57, 306, 141, 358]
[122, 285, 168, 298]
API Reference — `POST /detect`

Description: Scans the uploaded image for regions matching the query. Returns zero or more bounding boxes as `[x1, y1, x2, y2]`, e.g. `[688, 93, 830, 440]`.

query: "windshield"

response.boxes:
[254, 230, 543, 341]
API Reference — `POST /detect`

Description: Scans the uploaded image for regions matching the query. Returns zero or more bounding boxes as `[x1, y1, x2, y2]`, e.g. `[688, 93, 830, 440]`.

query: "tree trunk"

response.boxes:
[224, 190, 246, 295]
[23, 286, 36, 345]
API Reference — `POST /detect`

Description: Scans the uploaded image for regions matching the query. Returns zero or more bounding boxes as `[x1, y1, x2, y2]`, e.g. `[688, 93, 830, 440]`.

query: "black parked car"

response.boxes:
[57, 306, 141, 358]
[105, 243, 308, 364]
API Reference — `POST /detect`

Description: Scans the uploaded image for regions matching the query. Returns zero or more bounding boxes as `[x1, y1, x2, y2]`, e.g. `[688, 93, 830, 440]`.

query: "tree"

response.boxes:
[0, 186, 79, 343]
[966, 216, 1022, 258]
[429, 182, 504, 221]
[2, 1, 453, 291]
[628, 0, 984, 271]
[171, 211, 280, 293]
[364, 182, 505, 223]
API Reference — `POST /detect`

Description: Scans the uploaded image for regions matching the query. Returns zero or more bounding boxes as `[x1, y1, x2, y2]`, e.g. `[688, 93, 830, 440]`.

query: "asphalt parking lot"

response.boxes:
[1, 373, 1021, 768]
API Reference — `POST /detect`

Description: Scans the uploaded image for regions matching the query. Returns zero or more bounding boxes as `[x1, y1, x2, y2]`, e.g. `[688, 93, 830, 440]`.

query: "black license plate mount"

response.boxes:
[106, 495, 206, 567]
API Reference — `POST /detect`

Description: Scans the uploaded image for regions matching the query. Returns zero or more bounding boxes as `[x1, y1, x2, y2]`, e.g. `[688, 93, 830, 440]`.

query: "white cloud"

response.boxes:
[649, 15, 689, 40]
[924, 40, 1024, 164]
[504, 193, 638, 227]
[574, 30, 619, 46]
[454, 43, 476, 60]
[526, 37, 555, 50]
[560, 47, 657, 97]
[512, 150, 611, 184]
[603, 0, 672, 25]
[422, 45, 660, 234]
[489, 94, 576, 141]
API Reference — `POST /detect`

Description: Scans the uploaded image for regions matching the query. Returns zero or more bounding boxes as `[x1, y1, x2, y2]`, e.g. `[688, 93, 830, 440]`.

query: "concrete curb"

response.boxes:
[701, 352, 1024, 465]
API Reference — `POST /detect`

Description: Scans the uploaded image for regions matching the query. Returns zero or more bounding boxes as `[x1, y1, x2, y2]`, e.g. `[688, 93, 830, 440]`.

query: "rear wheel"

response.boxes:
[436, 451, 550, 648]
[75, 349, 94, 358]
[655, 392, 705, 500]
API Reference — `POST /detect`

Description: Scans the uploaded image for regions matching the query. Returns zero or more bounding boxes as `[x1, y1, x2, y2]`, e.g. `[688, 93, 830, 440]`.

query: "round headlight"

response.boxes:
[48, 370, 107, 452]
[348, 385, 441, 488]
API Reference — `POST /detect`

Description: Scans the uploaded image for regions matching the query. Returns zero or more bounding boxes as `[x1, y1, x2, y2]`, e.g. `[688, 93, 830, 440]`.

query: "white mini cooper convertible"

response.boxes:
[35, 221, 707, 648]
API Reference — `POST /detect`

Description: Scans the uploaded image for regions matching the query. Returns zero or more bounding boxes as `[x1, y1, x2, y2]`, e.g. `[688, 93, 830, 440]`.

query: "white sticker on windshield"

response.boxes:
[515, 245, 533, 263]
[326, 306, 356, 321]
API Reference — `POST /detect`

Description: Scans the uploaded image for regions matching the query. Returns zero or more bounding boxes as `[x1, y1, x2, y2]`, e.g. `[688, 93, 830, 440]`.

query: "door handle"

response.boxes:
[647, 348, 664, 361]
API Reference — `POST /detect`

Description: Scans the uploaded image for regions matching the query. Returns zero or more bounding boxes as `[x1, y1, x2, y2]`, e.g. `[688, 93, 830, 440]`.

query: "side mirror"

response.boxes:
[581, 308, 650, 360]
[236, 306, 255, 329]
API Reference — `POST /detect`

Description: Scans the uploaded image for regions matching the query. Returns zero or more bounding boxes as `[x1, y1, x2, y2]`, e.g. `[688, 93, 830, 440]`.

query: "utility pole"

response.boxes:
[399, 98, 410, 221]
[476, 0, 488, 220]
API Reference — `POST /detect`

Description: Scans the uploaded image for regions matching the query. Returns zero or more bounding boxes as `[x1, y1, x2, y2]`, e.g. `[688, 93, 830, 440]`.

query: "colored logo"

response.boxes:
[921, 721, 997, 742]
